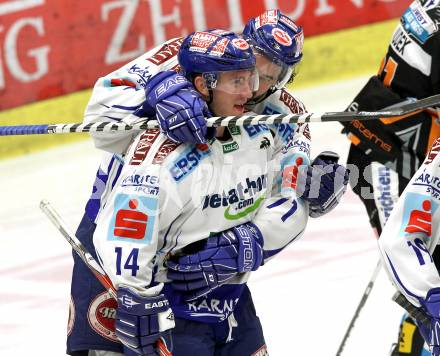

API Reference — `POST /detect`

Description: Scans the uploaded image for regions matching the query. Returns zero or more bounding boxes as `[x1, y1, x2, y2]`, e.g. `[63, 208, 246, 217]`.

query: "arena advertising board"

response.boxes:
[0, 0, 410, 110]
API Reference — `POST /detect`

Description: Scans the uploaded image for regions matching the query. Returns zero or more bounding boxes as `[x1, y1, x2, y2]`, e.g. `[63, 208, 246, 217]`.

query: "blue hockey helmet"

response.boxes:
[243, 10, 304, 89]
[178, 30, 258, 94]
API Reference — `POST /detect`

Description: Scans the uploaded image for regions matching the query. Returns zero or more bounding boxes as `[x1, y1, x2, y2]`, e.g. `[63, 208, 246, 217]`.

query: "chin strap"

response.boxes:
[245, 87, 277, 107]
[207, 89, 214, 105]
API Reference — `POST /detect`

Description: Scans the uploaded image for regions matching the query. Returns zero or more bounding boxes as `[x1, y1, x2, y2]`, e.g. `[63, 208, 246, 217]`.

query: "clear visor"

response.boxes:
[254, 50, 300, 90]
[202, 68, 259, 95]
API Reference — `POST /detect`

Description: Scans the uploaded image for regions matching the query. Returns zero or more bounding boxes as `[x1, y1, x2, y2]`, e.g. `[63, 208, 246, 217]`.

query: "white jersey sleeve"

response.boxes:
[256, 121, 311, 261]
[92, 129, 183, 296]
[83, 38, 182, 154]
[378, 138, 440, 307]
[249, 88, 311, 260]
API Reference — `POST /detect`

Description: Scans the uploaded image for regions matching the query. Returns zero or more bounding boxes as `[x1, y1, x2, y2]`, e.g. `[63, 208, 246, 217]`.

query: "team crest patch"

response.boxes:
[67, 296, 75, 336]
[232, 38, 249, 50]
[272, 28, 292, 46]
[88, 291, 118, 342]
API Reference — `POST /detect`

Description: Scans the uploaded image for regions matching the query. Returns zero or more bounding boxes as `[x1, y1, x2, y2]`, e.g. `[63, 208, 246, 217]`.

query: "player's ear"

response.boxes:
[194, 75, 209, 97]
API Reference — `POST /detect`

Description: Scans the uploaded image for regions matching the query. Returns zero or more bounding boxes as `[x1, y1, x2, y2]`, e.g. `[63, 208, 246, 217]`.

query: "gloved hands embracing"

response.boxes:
[144, 71, 211, 143]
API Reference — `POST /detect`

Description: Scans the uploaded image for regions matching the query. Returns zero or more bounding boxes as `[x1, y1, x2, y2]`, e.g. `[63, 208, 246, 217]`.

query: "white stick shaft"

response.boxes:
[2, 93, 440, 136]
[39, 199, 117, 299]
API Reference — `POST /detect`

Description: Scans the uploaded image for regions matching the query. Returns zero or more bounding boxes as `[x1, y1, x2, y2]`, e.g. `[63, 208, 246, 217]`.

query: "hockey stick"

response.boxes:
[392, 292, 430, 329]
[2, 93, 440, 136]
[40, 200, 116, 298]
[335, 259, 382, 356]
[39, 200, 172, 356]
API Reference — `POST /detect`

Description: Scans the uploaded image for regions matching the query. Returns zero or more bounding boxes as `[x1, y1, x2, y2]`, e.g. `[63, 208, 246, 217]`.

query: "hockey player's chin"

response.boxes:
[233, 104, 245, 115]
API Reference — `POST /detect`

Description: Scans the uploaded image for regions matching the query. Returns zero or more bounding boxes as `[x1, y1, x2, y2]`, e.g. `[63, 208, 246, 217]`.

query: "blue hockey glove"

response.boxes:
[167, 223, 264, 301]
[298, 151, 349, 218]
[116, 287, 174, 355]
[416, 288, 440, 356]
[144, 71, 210, 143]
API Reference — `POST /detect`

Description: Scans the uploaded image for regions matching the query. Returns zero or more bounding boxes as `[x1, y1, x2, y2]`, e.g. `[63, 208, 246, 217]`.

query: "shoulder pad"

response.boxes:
[425, 137, 440, 165]
[129, 130, 181, 166]
[401, 1, 439, 44]
[296, 123, 311, 141]
[279, 88, 307, 114]
[146, 37, 184, 66]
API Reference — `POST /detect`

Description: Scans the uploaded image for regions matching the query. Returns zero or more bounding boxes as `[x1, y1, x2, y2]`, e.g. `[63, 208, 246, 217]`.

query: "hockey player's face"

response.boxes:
[210, 70, 254, 116]
[254, 54, 282, 97]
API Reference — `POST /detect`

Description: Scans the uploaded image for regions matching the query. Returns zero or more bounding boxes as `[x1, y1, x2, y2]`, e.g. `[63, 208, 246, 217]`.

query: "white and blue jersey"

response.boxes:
[69, 36, 312, 353]
[85, 153, 124, 223]
[379, 137, 440, 307]
[81, 37, 309, 226]
[92, 121, 311, 323]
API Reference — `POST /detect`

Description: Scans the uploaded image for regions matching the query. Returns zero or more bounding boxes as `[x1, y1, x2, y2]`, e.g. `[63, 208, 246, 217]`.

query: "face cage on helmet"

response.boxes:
[276, 61, 302, 89]
[201, 69, 259, 95]
[251, 45, 300, 90]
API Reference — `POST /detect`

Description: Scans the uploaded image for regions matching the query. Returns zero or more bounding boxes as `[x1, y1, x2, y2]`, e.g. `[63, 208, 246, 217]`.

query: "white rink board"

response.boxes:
[0, 75, 404, 355]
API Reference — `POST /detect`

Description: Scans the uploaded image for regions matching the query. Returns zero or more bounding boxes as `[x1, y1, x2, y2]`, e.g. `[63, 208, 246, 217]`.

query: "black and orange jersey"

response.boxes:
[343, 0, 440, 179]
[378, 0, 440, 99]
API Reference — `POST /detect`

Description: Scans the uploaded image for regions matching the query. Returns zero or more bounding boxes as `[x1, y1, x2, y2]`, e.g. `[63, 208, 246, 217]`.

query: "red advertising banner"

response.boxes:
[0, 0, 410, 110]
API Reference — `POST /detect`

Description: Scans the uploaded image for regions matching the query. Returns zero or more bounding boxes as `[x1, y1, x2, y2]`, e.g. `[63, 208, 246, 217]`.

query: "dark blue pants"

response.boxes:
[172, 290, 267, 356]
[67, 213, 123, 354]
[68, 213, 267, 355]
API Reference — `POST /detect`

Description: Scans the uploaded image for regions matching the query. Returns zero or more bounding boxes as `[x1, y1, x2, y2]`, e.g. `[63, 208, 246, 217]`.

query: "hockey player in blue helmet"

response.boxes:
[146, 10, 304, 145]
[176, 29, 259, 117]
[242, 9, 303, 104]
[151, 10, 305, 139]
[140, 29, 260, 143]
